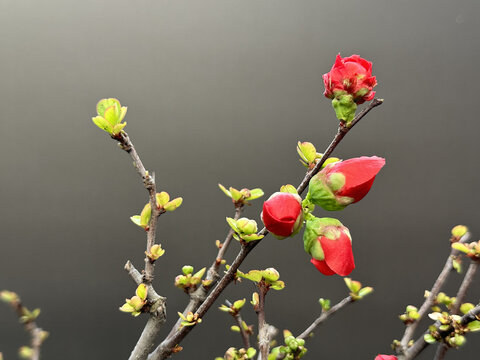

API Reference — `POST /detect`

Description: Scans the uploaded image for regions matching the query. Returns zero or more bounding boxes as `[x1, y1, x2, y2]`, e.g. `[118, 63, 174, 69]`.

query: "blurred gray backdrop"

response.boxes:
[1, 0, 479, 359]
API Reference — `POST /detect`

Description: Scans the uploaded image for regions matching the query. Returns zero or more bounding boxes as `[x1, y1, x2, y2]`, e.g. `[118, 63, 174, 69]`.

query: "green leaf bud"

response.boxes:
[182, 265, 194, 275]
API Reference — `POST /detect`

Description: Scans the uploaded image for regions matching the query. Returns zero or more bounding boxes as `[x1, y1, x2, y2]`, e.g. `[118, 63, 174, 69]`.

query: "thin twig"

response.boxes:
[148, 99, 384, 359]
[117, 131, 159, 283]
[234, 312, 251, 349]
[296, 98, 383, 194]
[398, 233, 471, 353]
[274, 296, 354, 360]
[225, 300, 251, 349]
[451, 260, 479, 315]
[1, 292, 46, 360]
[433, 259, 479, 360]
[298, 296, 354, 340]
[165, 207, 244, 340]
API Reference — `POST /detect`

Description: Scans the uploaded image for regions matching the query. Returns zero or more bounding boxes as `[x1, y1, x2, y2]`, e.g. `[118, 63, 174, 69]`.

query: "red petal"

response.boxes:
[319, 232, 355, 276]
[331, 156, 385, 202]
[262, 193, 302, 237]
[311, 258, 336, 276]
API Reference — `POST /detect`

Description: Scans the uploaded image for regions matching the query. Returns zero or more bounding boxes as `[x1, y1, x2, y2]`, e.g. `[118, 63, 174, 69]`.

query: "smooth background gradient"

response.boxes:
[1, 1, 479, 359]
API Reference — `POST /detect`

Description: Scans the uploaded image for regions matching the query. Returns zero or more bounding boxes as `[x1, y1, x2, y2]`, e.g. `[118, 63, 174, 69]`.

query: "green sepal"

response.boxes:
[331, 94, 357, 125]
[307, 176, 341, 211]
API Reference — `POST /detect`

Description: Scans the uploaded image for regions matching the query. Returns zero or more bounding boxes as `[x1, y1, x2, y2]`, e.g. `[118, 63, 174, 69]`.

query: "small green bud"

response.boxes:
[135, 284, 148, 301]
[424, 334, 437, 344]
[233, 299, 246, 310]
[332, 94, 357, 124]
[182, 265, 194, 275]
[0, 290, 19, 304]
[231, 325, 240, 332]
[18, 346, 34, 359]
[460, 302, 475, 314]
[451, 225, 468, 238]
[251, 292, 259, 307]
[319, 298, 331, 311]
[156, 192, 170, 207]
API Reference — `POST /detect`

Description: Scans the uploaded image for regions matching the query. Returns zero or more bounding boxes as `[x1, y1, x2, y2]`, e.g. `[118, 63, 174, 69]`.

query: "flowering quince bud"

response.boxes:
[375, 355, 397, 360]
[303, 217, 354, 276]
[323, 54, 377, 124]
[261, 192, 304, 239]
[307, 156, 385, 211]
[323, 54, 377, 104]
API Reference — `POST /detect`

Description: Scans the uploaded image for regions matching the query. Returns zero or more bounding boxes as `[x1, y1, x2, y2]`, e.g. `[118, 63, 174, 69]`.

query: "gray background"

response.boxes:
[1, 0, 479, 359]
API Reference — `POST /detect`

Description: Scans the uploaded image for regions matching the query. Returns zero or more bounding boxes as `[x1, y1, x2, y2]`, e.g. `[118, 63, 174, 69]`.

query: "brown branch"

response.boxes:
[225, 300, 251, 349]
[148, 99, 384, 359]
[398, 233, 471, 353]
[433, 259, 479, 360]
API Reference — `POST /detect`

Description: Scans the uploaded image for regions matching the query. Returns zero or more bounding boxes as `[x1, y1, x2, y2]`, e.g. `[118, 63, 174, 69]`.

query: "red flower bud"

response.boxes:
[307, 156, 385, 211]
[323, 54, 377, 104]
[261, 192, 303, 239]
[375, 355, 397, 360]
[304, 217, 354, 276]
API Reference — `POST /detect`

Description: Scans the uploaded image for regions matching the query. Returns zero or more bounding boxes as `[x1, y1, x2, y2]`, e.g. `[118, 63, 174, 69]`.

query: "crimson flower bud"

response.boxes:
[375, 356, 398, 360]
[323, 54, 377, 105]
[261, 192, 303, 239]
[307, 156, 385, 211]
[303, 217, 354, 276]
